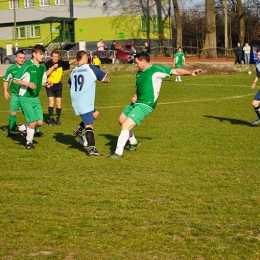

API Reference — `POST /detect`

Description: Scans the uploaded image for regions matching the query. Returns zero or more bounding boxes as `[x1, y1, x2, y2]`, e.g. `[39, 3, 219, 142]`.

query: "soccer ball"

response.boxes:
[248, 71, 252, 75]
[79, 134, 88, 147]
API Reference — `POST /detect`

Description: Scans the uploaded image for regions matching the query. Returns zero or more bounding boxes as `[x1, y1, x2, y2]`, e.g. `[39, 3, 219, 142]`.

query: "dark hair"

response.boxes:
[76, 50, 87, 61]
[51, 50, 60, 56]
[15, 50, 25, 56]
[257, 47, 260, 54]
[135, 51, 150, 62]
[32, 44, 45, 54]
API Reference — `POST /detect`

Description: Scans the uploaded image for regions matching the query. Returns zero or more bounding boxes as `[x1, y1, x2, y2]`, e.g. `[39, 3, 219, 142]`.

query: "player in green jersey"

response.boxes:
[3, 50, 45, 138]
[173, 47, 186, 82]
[13, 44, 52, 150]
[108, 51, 202, 159]
[3, 50, 25, 137]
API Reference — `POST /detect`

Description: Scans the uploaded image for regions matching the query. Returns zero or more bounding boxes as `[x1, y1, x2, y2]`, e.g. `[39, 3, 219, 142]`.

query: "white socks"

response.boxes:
[115, 130, 129, 155]
[26, 127, 35, 143]
[129, 129, 137, 145]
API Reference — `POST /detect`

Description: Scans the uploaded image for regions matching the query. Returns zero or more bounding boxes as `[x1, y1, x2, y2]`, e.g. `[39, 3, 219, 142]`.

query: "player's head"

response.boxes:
[257, 47, 260, 60]
[15, 50, 25, 66]
[32, 44, 46, 64]
[51, 50, 60, 63]
[135, 51, 150, 71]
[76, 51, 88, 65]
[178, 47, 182, 52]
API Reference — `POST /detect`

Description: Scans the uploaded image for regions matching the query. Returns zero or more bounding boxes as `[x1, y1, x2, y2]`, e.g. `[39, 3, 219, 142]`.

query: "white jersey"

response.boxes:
[69, 64, 106, 115]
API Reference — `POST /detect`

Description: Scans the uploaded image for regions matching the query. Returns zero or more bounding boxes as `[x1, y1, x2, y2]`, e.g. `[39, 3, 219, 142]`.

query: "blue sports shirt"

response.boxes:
[69, 64, 106, 115]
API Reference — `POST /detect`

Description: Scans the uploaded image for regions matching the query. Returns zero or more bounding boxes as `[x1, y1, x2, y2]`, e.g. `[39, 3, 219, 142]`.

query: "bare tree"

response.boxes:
[172, 0, 182, 48]
[201, 0, 217, 58]
[237, 0, 245, 45]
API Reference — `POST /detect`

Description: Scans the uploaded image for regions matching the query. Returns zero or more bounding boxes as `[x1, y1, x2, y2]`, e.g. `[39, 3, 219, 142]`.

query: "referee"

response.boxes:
[45, 50, 76, 126]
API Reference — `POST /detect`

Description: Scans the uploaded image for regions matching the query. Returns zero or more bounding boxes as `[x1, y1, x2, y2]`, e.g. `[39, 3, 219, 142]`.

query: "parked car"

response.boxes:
[2, 48, 33, 64]
[114, 48, 131, 64]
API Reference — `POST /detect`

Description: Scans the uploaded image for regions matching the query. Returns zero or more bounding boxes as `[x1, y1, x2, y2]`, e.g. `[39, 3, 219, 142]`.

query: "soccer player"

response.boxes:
[45, 50, 76, 126]
[68, 50, 110, 156]
[173, 47, 186, 82]
[3, 51, 44, 138]
[108, 51, 202, 159]
[250, 47, 260, 126]
[13, 44, 52, 150]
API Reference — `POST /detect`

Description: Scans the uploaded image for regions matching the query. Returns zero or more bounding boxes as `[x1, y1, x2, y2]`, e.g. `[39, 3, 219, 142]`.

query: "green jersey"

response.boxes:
[3, 63, 21, 94]
[174, 52, 185, 68]
[14, 60, 47, 97]
[136, 64, 173, 110]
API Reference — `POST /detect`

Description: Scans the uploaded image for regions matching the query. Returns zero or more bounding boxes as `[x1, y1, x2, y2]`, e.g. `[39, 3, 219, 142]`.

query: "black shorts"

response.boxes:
[46, 82, 63, 98]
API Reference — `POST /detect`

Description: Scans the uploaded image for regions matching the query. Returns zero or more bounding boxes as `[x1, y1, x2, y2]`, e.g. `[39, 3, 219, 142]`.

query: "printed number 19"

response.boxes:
[73, 74, 84, 91]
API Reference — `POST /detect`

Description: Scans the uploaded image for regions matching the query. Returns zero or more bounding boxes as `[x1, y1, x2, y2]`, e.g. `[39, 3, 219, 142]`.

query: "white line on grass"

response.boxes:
[0, 93, 254, 113]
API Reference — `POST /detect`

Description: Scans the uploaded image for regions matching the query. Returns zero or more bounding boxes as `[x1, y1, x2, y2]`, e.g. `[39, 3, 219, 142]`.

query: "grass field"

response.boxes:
[0, 64, 260, 259]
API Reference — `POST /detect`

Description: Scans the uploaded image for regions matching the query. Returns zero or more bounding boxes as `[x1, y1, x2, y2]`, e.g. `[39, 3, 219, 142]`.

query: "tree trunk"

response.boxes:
[201, 0, 217, 58]
[172, 0, 182, 48]
[237, 0, 245, 45]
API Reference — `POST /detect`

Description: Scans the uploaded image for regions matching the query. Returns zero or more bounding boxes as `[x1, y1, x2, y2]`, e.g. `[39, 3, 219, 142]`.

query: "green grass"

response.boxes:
[0, 65, 260, 259]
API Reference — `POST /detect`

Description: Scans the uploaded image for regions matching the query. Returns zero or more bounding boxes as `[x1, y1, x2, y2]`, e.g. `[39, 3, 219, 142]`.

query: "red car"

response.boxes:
[114, 48, 131, 64]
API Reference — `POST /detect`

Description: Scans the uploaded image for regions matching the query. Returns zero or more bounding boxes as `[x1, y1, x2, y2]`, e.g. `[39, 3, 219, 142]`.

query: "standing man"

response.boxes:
[173, 47, 186, 82]
[45, 50, 76, 126]
[3, 50, 44, 138]
[13, 44, 52, 150]
[243, 43, 251, 65]
[108, 51, 202, 159]
[235, 42, 243, 64]
[144, 41, 151, 55]
[68, 51, 110, 156]
[250, 47, 260, 126]
[97, 39, 105, 51]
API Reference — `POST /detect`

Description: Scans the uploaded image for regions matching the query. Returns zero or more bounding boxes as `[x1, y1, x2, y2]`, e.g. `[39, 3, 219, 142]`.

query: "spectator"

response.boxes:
[110, 40, 116, 51]
[235, 42, 243, 64]
[144, 41, 151, 55]
[127, 46, 137, 64]
[243, 42, 251, 64]
[97, 39, 105, 51]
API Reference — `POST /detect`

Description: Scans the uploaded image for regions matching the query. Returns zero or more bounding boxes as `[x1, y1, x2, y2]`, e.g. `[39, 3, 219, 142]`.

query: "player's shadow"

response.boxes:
[0, 125, 9, 133]
[53, 132, 86, 152]
[99, 133, 152, 153]
[204, 115, 252, 126]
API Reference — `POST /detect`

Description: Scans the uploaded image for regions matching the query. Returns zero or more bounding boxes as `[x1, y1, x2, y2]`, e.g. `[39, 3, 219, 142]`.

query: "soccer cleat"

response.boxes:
[35, 130, 44, 137]
[26, 142, 35, 150]
[16, 126, 27, 139]
[179, 79, 182, 82]
[56, 119, 62, 126]
[107, 153, 123, 159]
[175, 79, 179, 82]
[251, 118, 260, 126]
[49, 118, 56, 126]
[73, 126, 83, 141]
[7, 131, 15, 138]
[128, 141, 140, 152]
[87, 147, 102, 156]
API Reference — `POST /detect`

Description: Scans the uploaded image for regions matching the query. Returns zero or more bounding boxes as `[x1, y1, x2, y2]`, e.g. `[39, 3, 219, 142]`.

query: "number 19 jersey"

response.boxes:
[69, 64, 106, 115]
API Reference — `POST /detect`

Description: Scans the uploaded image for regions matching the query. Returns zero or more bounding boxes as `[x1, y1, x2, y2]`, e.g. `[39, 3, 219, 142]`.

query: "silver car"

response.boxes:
[2, 48, 33, 64]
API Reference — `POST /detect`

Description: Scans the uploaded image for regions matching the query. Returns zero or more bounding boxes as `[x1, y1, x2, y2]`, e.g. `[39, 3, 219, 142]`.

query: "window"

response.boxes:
[24, 0, 34, 8]
[28, 25, 40, 38]
[9, 0, 19, 9]
[141, 15, 149, 31]
[40, 0, 50, 6]
[55, 0, 65, 5]
[152, 16, 160, 32]
[16, 27, 26, 39]
[13, 25, 40, 39]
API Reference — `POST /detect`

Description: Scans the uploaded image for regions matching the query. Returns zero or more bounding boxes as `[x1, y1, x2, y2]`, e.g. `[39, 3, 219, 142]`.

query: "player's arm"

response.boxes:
[69, 58, 77, 65]
[173, 58, 176, 68]
[3, 81, 10, 100]
[101, 77, 110, 83]
[13, 79, 36, 89]
[172, 68, 202, 76]
[46, 63, 58, 76]
[251, 72, 260, 89]
[131, 91, 138, 103]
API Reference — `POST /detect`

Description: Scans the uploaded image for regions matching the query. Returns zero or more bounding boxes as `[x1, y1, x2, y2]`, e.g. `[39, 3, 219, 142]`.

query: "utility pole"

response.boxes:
[224, 0, 228, 59]
[13, 0, 18, 51]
